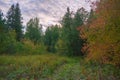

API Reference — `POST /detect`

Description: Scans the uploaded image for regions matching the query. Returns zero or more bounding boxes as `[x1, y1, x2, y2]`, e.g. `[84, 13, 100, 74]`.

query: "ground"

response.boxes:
[0, 54, 120, 80]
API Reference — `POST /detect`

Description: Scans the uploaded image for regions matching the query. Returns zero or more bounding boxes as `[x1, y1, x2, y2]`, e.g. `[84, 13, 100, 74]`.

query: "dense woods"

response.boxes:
[0, 0, 120, 79]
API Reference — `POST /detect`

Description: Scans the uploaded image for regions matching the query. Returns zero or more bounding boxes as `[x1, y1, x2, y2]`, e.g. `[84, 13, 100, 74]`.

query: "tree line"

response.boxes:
[0, 3, 87, 56]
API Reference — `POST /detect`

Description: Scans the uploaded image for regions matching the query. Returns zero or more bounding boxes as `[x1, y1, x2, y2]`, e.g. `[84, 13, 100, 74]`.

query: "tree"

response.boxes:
[44, 25, 59, 52]
[6, 3, 23, 41]
[25, 17, 42, 44]
[61, 7, 87, 56]
[81, 0, 120, 67]
[87, 9, 94, 24]
[71, 8, 88, 56]
[61, 7, 73, 55]
[0, 10, 16, 54]
[6, 4, 15, 30]
[14, 3, 23, 41]
[0, 10, 6, 52]
[0, 10, 6, 32]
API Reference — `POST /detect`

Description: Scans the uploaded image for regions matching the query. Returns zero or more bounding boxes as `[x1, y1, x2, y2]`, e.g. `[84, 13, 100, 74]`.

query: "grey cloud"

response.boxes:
[0, 0, 96, 26]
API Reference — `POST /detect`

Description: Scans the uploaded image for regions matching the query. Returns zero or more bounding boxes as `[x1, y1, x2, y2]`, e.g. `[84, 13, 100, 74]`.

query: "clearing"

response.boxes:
[0, 54, 119, 80]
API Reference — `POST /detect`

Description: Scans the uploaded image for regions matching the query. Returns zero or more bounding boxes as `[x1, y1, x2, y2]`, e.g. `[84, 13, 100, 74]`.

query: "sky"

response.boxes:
[0, 0, 96, 27]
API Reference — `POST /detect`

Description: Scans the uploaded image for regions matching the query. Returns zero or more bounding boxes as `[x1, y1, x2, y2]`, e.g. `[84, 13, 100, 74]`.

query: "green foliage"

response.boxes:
[53, 60, 120, 80]
[0, 7, 46, 55]
[44, 25, 59, 52]
[6, 3, 23, 41]
[0, 31, 16, 54]
[0, 55, 119, 80]
[6, 4, 15, 30]
[0, 10, 6, 32]
[0, 10, 17, 54]
[71, 8, 88, 56]
[25, 17, 42, 44]
[0, 2, 119, 80]
[61, 7, 87, 56]
[14, 3, 23, 41]
[55, 39, 68, 55]
[0, 54, 72, 79]
[9, 39, 46, 55]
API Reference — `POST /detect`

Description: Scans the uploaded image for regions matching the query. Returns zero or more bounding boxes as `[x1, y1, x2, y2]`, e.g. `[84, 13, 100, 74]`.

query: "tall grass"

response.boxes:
[0, 54, 73, 79]
[0, 54, 119, 80]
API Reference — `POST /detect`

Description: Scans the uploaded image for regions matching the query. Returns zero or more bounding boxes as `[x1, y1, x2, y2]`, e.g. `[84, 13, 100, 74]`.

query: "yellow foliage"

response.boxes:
[81, 0, 120, 67]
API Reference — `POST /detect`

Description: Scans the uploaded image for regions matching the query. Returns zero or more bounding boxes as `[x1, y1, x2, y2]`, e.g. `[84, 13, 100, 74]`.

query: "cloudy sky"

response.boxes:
[0, 0, 96, 26]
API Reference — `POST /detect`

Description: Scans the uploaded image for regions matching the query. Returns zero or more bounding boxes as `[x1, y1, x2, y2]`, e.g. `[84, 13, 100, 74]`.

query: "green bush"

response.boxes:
[14, 39, 47, 55]
[0, 31, 17, 54]
[55, 39, 68, 55]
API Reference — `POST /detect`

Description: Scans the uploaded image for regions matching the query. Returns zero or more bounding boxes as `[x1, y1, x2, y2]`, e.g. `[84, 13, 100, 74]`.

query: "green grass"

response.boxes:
[0, 54, 75, 80]
[0, 54, 120, 80]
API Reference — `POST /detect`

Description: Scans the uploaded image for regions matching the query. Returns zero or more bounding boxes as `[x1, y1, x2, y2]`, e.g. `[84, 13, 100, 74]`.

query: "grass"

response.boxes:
[0, 54, 75, 80]
[0, 54, 120, 80]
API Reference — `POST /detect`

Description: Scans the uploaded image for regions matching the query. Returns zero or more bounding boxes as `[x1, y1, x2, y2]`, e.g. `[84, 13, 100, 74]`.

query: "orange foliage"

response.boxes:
[80, 0, 120, 67]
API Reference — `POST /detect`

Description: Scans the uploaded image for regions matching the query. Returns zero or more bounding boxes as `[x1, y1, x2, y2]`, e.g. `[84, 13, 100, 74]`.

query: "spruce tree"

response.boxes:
[61, 7, 88, 56]
[61, 7, 73, 55]
[71, 8, 88, 56]
[0, 10, 5, 32]
[6, 3, 23, 41]
[14, 3, 23, 41]
[6, 4, 15, 30]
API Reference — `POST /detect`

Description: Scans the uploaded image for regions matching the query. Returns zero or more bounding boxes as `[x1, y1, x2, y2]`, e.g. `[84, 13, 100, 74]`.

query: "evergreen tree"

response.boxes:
[0, 10, 16, 54]
[44, 25, 59, 52]
[0, 10, 6, 32]
[62, 7, 72, 29]
[6, 3, 23, 41]
[61, 7, 73, 55]
[87, 9, 94, 24]
[73, 9, 83, 27]
[71, 8, 88, 56]
[14, 3, 23, 41]
[0, 10, 7, 54]
[61, 7, 88, 56]
[6, 4, 15, 30]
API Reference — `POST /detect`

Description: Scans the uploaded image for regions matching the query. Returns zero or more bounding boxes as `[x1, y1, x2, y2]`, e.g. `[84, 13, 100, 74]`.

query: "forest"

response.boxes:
[0, 0, 120, 80]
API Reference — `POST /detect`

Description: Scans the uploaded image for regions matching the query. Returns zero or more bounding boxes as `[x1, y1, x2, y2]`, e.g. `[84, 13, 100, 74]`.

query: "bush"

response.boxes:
[55, 39, 68, 55]
[14, 39, 47, 55]
[0, 30, 17, 54]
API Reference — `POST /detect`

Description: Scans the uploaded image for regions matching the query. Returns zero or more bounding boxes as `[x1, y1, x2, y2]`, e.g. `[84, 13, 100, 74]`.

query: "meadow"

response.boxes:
[0, 54, 119, 80]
